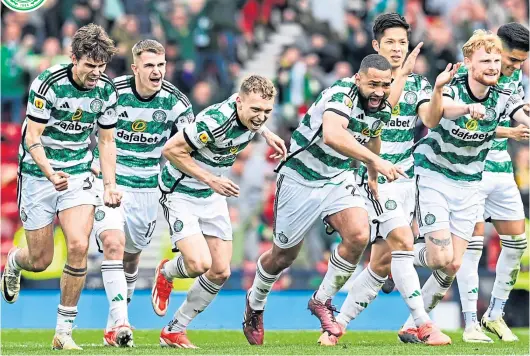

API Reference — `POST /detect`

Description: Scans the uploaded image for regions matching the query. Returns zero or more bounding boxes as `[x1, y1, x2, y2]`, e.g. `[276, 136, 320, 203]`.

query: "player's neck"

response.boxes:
[467, 75, 490, 100]
[135, 83, 157, 99]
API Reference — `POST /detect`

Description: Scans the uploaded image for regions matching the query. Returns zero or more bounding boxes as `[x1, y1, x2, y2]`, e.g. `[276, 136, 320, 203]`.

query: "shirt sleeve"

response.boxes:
[323, 91, 354, 120]
[26, 76, 56, 124]
[506, 92, 526, 119]
[174, 102, 195, 131]
[442, 85, 455, 99]
[417, 76, 433, 110]
[182, 114, 217, 151]
[97, 88, 118, 129]
[516, 80, 525, 100]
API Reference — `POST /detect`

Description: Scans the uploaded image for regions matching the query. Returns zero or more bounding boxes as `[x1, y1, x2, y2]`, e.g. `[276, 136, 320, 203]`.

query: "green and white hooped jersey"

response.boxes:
[159, 93, 255, 198]
[414, 74, 525, 185]
[456, 67, 524, 174]
[93, 75, 194, 191]
[358, 73, 432, 183]
[278, 77, 392, 187]
[19, 64, 118, 179]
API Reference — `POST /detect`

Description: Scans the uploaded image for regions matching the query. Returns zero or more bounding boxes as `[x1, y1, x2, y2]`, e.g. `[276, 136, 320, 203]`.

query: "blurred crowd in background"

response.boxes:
[1, 0, 529, 322]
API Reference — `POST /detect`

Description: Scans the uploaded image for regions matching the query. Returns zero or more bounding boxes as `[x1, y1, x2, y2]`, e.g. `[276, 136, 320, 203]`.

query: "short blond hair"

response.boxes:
[72, 23, 117, 63]
[462, 30, 503, 58]
[132, 39, 165, 58]
[240, 75, 277, 100]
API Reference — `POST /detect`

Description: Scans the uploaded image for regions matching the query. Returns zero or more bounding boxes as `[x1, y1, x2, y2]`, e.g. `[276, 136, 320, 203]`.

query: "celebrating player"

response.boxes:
[243, 54, 406, 346]
[321, 13, 450, 346]
[151, 75, 287, 348]
[90, 39, 194, 347]
[455, 23, 529, 343]
[1, 24, 121, 350]
[400, 30, 529, 342]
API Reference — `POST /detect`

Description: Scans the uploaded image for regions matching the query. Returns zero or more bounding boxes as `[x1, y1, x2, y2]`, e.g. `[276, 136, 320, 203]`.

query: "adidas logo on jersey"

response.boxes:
[117, 130, 160, 144]
[118, 112, 129, 118]
[451, 127, 493, 141]
[60, 102, 70, 109]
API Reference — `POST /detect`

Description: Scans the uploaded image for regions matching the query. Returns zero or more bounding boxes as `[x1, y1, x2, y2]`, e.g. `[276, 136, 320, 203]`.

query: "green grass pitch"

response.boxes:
[1, 329, 528, 355]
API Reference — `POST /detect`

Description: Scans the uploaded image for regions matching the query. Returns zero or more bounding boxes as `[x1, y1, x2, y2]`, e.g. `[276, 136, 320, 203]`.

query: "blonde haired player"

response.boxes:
[399, 30, 530, 341]
[90, 39, 194, 347]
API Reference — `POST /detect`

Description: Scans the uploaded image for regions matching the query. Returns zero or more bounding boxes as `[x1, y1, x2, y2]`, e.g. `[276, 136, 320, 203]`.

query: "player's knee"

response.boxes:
[67, 239, 89, 261]
[342, 227, 370, 250]
[427, 253, 452, 270]
[443, 259, 462, 276]
[185, 256, 212, 276]
[102, 237, 125, 259]
[29, 254, 53, 272]
[208, 267, 231, 284]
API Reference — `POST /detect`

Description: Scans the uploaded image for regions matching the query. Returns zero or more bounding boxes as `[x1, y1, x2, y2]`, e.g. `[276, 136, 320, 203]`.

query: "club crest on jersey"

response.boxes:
[34, 97, 45, 110]
[404, 91, 417, 104]
[385, 200, 397, 210]
[371, 120, 384, 137]
[152, 110, 167, 123]
[72, 108, 83, 121]
[132, 119, 147, 132]
[509, 83, 516, 92]
[276, 231, 288, 244]
[90, 99, 103, 113]
[466, 119, 478, 131]
[174, 219, 184, 232]
[484, 108, 496, 121]
[199, 131, 210, 143]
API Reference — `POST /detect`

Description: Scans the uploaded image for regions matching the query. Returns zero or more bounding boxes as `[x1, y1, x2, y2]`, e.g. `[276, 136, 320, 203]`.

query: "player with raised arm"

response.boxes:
[318, 13, 450, 346]
[151, 75, 287, 348]
[399, 30, 529, 342]
[454, 23, 529, 343]
[243, 54, 406, 346]
[0, 24, 121, 350]
[89, 39, 194, 347]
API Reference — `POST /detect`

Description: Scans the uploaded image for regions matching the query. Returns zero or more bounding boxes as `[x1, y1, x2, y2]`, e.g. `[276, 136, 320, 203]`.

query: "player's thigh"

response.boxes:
[205, 236, 232, 276]
[160, 192, 210, 265]
[123, 191, 160, 254]
[199, 194, 233, 244]
[486, 175, 525, 234]
[18, 175, 58, 231]
[273, 174, 325, 250]
[448, 185, 481, 242]
[323, 176, 368, 244]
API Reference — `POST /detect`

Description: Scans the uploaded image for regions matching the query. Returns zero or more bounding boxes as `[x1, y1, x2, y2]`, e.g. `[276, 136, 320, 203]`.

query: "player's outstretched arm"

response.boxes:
[162, 131, 239, 197]
[510, 103, 530, 128]
[322, 111, 405, 182]
[387, 42, 423, 108]
[98, 127, 122, 208]
[25, 120, 69, 191]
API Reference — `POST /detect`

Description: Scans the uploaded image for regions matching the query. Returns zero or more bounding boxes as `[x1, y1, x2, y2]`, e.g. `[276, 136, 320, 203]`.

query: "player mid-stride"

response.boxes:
[152, 75, 287, 348]
[1, 24, 121, 350]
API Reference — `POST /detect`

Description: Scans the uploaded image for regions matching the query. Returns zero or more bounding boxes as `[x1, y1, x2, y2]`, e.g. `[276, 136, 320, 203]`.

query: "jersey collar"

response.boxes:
[465, 74, 491, 103]
[131, 77, 159, 102]
[67, 63, 91, 92]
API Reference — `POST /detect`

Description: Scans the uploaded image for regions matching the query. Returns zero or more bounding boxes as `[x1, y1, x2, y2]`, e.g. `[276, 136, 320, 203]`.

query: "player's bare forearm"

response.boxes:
[495, 126, 513, 139]
[365, 136, 381, 179]
[162, 132, 216, 185]
[512, 108, 530, 127]
[322, 112, 379, 166]
[25, 120, 55, 179]
[98, 128, 117, 188]
[387, 73, 408, 108]
[424, 87, 444, 128]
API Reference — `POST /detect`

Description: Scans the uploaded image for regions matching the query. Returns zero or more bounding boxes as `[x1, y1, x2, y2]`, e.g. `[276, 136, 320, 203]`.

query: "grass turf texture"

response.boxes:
[2, 329, 528, 355]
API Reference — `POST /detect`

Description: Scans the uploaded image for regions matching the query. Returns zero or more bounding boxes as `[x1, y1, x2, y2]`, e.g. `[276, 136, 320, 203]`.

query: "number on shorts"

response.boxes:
[145, 219, 157, 239]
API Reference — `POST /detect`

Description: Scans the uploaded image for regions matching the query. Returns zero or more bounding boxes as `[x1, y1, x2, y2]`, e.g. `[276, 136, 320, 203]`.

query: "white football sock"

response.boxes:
[8, 248, 22, 272]
[403, 270, 454, 329]
[167, 275, 222, 332]
[456, 236, 483, 327]
[491, 234, 527, 300]
[102, 260, 128, 330]
[248, 257, 281, 311]
[336, 265, 386, 328]
[485, 296, 507, 321]
[124, 269, 138, 301]
[163, 254, 189, 280]
[391, 251, 430, 326]
[56, 305, 77, 334]
[413, 242, 428, 268]
[314, 247, 356, 303]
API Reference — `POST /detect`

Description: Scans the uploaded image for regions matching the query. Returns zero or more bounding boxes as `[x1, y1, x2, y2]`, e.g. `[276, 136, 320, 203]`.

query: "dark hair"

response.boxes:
[71, 23, 117, 63]
[497, 22, 529, 52]
[359, 54, 392, 73]
[372, 12, 410, 42]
